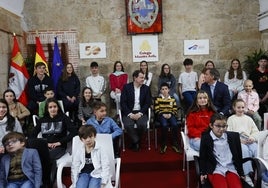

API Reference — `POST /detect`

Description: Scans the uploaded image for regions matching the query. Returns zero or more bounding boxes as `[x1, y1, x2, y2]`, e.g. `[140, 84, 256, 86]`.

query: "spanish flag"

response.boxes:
[34, 36, 49, 75]
[9, 35, 30, 106]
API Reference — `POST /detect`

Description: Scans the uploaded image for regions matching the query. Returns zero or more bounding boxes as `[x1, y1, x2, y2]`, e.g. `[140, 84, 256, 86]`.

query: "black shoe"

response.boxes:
[160, 145, 167, 154]
[172, 145, 183, 153]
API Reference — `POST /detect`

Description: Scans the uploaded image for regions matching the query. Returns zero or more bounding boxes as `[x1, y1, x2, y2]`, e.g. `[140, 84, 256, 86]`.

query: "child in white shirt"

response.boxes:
[178, 58, 198, 110]
[227, 99, 259, 186]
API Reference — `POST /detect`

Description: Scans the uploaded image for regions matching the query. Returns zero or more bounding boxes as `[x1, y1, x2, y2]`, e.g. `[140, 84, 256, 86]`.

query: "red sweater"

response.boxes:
[186, 109, 214, 138]
[109, 73, 128, 91]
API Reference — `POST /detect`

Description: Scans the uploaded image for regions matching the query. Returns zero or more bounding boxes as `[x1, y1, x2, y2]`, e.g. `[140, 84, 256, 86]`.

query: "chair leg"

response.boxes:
[56, 163, 64, 188]
[154, 129, 158, 150]
[187, 161, 190, 188]
[147, 129, 151, 150]
[122, 132, 125, 152]
[182, 152, 185, 171]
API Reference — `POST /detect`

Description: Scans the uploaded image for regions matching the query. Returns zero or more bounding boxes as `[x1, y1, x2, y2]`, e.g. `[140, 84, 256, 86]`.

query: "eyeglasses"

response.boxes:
[4, 139, 19, 147]
[213, 124, 227, 129]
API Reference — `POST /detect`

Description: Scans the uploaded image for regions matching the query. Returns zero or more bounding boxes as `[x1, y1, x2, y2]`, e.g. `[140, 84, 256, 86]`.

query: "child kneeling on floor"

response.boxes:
[71, 125, 112, 188]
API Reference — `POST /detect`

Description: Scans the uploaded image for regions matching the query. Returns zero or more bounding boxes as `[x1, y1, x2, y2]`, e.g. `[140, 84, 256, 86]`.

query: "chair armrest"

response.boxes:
[254, 157, 268, 188]
[32, 115, 39, 127]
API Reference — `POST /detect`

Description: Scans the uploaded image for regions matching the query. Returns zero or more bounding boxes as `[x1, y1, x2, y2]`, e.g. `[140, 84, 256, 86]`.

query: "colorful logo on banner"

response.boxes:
[128, 0, 159, 29]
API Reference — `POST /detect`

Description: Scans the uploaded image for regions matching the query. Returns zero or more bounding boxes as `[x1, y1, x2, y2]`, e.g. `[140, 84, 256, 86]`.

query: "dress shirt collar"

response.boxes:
[210, 130, 227, 141]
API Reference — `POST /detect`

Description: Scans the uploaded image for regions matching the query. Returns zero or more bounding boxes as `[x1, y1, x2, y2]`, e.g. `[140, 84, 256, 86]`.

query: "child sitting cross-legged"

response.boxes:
[0, 132, 42, 188]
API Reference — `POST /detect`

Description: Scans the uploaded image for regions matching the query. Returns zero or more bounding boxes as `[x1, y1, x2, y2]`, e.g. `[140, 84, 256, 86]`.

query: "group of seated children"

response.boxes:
[0, 56, 266, 187]
[0, 127, 116, 188]
[0, 66, 123, 188]
[0, 99, 122, 188]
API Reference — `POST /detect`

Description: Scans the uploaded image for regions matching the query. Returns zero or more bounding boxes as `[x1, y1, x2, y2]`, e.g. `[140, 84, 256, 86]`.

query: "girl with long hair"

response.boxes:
[158, 63, 180, 106]
[3, 89, 30, 126]
[78, 87, 94, 125]
[224, 59, 247, 99]
[57, 63, 81, 119]
[109, 61, 128, 115]
[0, 98, 22, 154]
[140, 60, 152, 86]
[186, 90, 216, 151]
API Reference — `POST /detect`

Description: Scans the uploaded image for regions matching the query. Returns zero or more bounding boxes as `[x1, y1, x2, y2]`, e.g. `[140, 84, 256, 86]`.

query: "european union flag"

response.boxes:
[52, 37, 64, 92]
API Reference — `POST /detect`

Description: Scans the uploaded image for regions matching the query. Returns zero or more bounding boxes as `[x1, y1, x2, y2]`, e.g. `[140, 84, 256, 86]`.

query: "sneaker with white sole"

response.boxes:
[244, 175, 254, 187]
[160, 145, 167, 154]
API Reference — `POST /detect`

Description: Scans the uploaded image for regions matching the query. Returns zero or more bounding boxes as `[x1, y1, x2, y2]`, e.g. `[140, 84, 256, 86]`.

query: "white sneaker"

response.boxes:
[244, 175, 254, 187]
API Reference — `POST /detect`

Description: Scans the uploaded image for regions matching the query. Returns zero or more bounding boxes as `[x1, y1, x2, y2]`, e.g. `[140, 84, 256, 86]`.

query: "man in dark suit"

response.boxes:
[120, 70, 151, 151]
[201, 68, 231, 116]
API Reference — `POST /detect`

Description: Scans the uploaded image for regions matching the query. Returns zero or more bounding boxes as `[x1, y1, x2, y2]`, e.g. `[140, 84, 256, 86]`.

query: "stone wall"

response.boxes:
[22, 1, 261, 97]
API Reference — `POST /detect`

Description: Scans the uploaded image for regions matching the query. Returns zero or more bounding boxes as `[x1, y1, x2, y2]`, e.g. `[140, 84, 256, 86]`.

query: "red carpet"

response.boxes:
[120, 146, 198, 188]
[62, 137, 198, 188]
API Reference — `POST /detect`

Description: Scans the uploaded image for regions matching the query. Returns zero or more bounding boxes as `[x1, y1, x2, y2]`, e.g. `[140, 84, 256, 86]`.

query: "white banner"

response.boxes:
[132, 35, 159, 62]
[79, 42, 106, 59]
[184, 39, 209, 55]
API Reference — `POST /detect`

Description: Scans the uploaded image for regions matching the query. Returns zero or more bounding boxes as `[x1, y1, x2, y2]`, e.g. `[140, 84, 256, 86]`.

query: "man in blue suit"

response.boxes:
[120, 70, 151, 151]
[201, 68, 231, 116]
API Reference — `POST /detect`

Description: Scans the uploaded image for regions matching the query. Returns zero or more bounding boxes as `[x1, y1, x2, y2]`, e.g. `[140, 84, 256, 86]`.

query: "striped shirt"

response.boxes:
[154, 95, 177, 115]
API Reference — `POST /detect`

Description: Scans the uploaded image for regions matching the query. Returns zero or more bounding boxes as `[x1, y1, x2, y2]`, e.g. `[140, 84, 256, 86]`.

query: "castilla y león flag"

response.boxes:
[9, 36, 30, 106]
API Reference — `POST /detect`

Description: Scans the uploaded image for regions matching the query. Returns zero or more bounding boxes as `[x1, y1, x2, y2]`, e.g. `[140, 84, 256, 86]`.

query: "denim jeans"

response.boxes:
[182, 91, 196, 110]
[172, 93, 180, 107]
[76, 173, 101, 188]
[7, 180, 34, 188]
[241, 143, 257, 175]
[189, 138, 201, 151]
[159, 115, 178, 146]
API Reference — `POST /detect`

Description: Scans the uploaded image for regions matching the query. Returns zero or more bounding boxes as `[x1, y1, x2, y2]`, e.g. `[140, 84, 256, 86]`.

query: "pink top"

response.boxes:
[237, 90, 259, 112]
